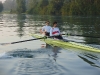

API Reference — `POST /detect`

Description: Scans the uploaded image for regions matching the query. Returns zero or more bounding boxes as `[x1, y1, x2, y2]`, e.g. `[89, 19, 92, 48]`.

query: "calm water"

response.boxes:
[0, 14, 100, 75]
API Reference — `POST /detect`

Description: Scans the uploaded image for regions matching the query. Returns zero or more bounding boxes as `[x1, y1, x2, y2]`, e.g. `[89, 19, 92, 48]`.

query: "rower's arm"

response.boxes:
[42, 26, 46, 33]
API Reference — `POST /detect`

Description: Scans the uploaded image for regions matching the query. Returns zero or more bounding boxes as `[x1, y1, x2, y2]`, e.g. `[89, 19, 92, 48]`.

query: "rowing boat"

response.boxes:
[31, 34, 100, 53]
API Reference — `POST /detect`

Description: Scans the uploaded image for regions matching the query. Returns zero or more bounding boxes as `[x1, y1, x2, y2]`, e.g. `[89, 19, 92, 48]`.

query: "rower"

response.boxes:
[50, 21, 63, 40]
[40, 21, 51, 36]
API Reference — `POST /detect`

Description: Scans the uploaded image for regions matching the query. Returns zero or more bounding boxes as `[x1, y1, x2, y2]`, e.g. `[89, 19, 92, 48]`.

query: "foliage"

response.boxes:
[0, 2, 3, 12]
[16, 0, 26, 14]
[47, 0, 64, 15]
[26, 0, 100, 16]
[3, 0, 100, 15]
[61, 0, 100, 16]
[27, 0, 38, 14]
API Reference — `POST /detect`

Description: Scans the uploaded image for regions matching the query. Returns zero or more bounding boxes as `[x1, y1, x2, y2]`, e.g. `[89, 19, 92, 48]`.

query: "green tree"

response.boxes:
[16, 0, 26, 14]
[47, 0, 64, 15]
[38, 0, 49, 14]
[27, 0, 38, 14]
[94, 0, 100, 15]
[0, 2, 3, 12]
[61, 0, 100, 16]
[17, 0, 100, 16]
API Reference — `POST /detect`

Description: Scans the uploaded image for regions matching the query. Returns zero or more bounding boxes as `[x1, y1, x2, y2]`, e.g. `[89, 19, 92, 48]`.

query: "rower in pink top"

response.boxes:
[50, 21, 63, 39]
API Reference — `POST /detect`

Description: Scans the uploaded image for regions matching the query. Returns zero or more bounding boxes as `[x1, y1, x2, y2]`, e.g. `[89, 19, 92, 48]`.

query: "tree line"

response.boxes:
[2, 0, 100, 16]
[0, 1, 3, 12]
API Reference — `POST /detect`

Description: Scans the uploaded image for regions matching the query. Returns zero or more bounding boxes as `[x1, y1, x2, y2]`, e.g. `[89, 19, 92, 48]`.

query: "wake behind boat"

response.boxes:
[31, 33, 100, 53]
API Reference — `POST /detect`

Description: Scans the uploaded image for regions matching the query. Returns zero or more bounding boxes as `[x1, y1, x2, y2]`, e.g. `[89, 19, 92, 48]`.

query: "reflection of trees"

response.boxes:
[15, 14, 100, 44]
[17, 14, 26, 37]
[27, 15, 64, 34]
[62, 16, 82, 35]
[62, 16, 100, 44]
[81, 17, 100, 44]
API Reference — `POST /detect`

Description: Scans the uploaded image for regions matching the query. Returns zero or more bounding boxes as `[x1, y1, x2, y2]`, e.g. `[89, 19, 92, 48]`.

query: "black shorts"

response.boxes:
[53, 35, 63, 40]
[45, 32, 50, 36]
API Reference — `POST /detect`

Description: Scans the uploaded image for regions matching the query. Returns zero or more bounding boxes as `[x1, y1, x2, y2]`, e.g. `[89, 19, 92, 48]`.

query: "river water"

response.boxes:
[0, 14, 100, 75]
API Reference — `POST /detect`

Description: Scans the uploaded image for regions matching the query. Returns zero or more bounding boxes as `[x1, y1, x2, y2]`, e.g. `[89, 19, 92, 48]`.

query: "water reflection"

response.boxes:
[1, 14, 100, 75]
[46, 45, 61, 62]
[52, 46, 61, 62]
[61, 16, 100, 44]
[0, 14, 3, 22]
[15, 15, 100, 44]
[1, 14, 99, 44]
[16, 14, 26, 37]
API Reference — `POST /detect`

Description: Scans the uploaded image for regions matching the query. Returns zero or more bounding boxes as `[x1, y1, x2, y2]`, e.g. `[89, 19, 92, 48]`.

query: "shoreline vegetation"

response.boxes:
[1, 0, 100, 16]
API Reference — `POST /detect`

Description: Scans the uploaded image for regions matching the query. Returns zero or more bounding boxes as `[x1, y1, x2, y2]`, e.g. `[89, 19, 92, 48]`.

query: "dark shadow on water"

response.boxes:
[4, 44, 62, 59]
[6, 48, 51, 58]
[78, 53, 100, 68]
[52, 46, 61, 62]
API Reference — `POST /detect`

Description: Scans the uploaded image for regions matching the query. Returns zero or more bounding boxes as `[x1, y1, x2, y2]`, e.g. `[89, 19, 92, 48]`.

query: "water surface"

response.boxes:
[0, 14, 100, 75]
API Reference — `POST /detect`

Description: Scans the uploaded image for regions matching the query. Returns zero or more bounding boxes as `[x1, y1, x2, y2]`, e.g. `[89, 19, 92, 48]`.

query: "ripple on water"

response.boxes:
[6, 48, 52, 58]
[12, 58, 62, 75]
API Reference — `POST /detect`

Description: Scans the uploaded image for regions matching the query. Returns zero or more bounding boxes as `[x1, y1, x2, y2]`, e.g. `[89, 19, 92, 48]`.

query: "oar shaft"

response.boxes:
[11, 38, 43, 44]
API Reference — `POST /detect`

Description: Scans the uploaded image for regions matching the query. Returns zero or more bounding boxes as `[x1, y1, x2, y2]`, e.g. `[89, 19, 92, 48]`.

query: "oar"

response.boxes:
[1, 37, 46, 45]
[62, 33, 100, 38]
[1, 35, 84, 46]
